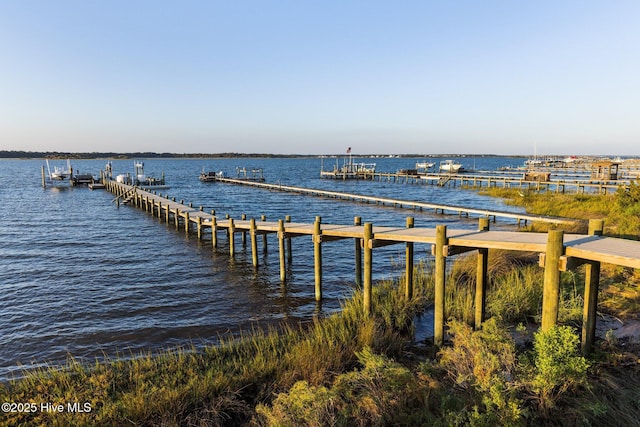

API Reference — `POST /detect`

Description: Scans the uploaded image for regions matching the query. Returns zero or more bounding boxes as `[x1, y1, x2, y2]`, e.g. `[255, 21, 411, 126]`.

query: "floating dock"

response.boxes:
[102, 179, 640, 352]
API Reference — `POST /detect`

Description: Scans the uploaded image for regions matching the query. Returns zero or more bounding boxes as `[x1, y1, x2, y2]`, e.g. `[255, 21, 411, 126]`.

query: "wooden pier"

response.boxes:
[103, 179, 640, 353]
[211, 177, 579, 227]
[321, 169, 631, 194]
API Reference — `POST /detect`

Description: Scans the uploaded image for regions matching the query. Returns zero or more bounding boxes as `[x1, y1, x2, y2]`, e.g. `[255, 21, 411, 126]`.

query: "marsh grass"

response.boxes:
[0, 271, 432, 426]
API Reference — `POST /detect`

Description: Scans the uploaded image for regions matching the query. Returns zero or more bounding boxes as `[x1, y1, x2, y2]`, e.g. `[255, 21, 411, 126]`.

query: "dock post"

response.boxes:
[285, 215, 292, 264]
[41, 166, 46, 188]
[354, 216, 362, 286]
[241, 214, 247, 247]
[363, 222, 373, 315]
[278, 219, 286, 282]
[434, 225, 447, 346]
[229, 218, 235, 256]
[197, 216, 202, 239]
[165, 203, 170, 223]
[542, 229, 565, 331]
[250, 218, 258, 267]
[582, 219, 604, 353]
[184, 211, 190, 233]
[157, 201, 162, 218]
[405, 217, 414, 300]
[211, 217, 218, 248]
[475, 217, 490, 330]
[261, 215, 268, 253]
[174, 208, 180, 228]
[313, 216, 322, 301]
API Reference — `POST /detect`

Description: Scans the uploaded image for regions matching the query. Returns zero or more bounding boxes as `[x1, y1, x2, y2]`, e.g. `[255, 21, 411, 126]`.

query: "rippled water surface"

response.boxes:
[0, 156, 524, 380]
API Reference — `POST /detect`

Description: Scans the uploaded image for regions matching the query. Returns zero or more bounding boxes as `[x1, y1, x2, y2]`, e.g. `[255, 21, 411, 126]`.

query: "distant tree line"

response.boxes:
[0, 151, 319, 159]
[0, 151, 513, 159]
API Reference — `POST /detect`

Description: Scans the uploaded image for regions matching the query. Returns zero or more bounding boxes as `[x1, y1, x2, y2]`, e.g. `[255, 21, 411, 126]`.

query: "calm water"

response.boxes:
[0, 156, 524, 381]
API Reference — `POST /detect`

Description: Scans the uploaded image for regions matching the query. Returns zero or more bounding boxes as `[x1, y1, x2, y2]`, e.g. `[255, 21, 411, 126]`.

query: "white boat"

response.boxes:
[439, 159, 464, 173]
[45, 159, 72, 181]
[114, 161, 167, 187]
[415, 161, 435, 170]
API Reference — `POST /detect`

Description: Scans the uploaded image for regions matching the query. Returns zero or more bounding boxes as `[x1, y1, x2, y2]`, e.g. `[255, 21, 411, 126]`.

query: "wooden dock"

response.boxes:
[321, 169, 631, 194]
[212, 177, 579, 226]
[103, 179, 640, 353]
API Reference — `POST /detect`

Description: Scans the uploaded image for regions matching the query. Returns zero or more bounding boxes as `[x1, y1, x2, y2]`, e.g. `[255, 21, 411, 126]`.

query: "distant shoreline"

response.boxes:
[0, 151, 626, 160]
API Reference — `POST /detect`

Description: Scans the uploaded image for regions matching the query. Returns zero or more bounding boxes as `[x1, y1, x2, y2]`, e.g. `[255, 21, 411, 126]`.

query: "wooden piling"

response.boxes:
[582, 219, 604, 353]
[354, 216, 362, 286]
[542, 229, 564, 331]
[475, 217, 490, 330]
[261, 215, 268, 253]
[405, 217, 414, 300]
[285, 215, 292, 264]
[211, 217, 218, 248]
[363, 222, 373, 315]
[241, 214, 247, 246]
[184, 211, 190, 233]
[278, 219, 286, 282]
[41, 166, 46, 188]
[250, 218, 258, 267]
[313, 216, 322, 301]
[197, 216, 202, 239]
[434, 225, 447, 346]
[228, 218, 235, 256]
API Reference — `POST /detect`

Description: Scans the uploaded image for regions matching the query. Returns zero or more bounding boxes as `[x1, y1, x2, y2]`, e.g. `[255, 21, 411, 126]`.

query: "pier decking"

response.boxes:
[103, 179, 640, 353]
[211, 177, 579, 226]
[321, 169, 632, 194]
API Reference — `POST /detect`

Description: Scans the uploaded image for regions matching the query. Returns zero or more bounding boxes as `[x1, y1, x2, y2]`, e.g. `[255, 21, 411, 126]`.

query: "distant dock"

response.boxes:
[212, 177, 579, 227]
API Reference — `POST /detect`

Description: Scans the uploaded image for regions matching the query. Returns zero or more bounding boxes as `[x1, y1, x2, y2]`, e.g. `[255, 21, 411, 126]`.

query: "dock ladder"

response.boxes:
[438, 176, 452, 187]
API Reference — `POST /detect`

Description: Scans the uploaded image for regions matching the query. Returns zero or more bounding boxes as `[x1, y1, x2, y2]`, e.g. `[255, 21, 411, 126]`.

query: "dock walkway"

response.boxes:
[322, 169, 630, 194]
[212, 177, 579, 226]
[104, 180, 640, 352]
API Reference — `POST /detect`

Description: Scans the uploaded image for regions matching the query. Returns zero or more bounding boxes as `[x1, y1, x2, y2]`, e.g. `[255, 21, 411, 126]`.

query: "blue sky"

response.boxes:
[1, 1, 639, 155]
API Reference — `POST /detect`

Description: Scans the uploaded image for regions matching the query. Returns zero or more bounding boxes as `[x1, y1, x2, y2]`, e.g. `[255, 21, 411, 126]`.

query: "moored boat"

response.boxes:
[439, 159, 464, 173]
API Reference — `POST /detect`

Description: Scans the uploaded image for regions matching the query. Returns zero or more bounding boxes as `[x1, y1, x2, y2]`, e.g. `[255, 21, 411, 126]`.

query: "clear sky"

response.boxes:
[1, 1, 639, 155]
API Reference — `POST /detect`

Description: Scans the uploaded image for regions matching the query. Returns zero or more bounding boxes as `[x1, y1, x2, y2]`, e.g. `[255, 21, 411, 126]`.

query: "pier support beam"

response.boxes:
[354, 216, 362, 286]
[434, 225, 448, 346]
[363, 222, 373, 316]
[286, 215, 292, 264]
[228, 218, 235, 256]
[313, 216, 322, 301]
[241, 214, 247, 247]
[250, 218, 258, 267]
[211, 217, 218, 248]
[582, 219, 604, 353]
[475, 217, 490, 330]
[405, 217, 414, 300]
[278, 219, 286, 282]
[261, 215, 268, 253]
[542, 229, 565, 331]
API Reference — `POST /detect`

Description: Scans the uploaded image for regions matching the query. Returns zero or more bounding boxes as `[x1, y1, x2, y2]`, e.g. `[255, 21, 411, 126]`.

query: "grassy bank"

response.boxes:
[3, 248, 640, 425]
[3, 186, 640, 425]
[477, 182, 640, 238]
